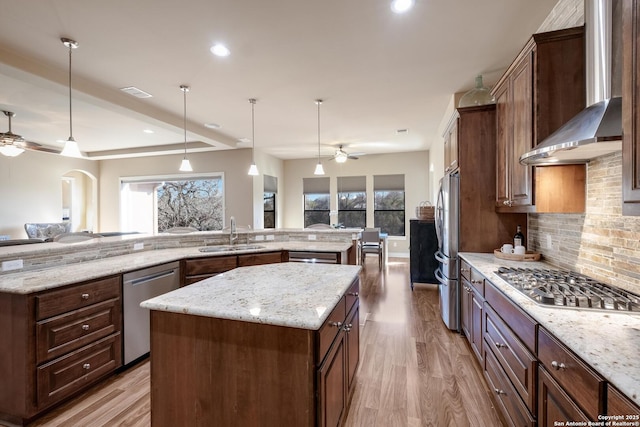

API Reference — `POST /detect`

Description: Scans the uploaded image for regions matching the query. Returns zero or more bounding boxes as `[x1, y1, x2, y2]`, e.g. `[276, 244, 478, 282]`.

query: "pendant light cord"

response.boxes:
[68, 44, 73, 140]
[181, 85, 189, 157]
[250, 99, 256, 162]
[316, 99, 322, 161]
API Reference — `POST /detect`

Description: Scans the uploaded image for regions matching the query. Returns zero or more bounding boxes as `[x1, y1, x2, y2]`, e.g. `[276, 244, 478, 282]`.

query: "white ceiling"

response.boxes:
[0, 0, 559, 161]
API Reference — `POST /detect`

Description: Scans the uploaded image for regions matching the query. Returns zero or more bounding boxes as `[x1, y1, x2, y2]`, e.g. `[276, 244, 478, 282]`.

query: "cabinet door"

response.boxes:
[470, 288, 483, 362]
[237, 251, 284, 267]
[494, 82, 511, 208]
[318, 332, 346, 427]
[510, 52, 534, 208]
[538, 366, 589, 427]
[461, 279, 472, 340]
[345, 304, 359, 391]
[447, 119, 459, 172]
[623, 0, 640, 214]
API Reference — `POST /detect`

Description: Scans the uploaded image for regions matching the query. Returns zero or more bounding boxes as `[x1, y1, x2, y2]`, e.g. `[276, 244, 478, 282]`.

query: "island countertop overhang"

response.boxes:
[141, 262, 361, 330]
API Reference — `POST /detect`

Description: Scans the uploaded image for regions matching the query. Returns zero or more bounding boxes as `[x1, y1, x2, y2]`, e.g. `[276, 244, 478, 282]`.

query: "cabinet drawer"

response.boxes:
[184, 255, 237, 276]
[484, 280, 536, 353]
[460, 259, 472, 281]
[484, 344, 535, 427]
[237, 251, 283, 267]
[317, 297, 346, 365]
[538, 327, 605, 419]
[460, 260, 484, 295]
[37, 333, 121, 409]
[36, 276, 120, 321]
[36, 298, 121, 364]
[484, 303, 536, 412]
[345, 278, 359, 313]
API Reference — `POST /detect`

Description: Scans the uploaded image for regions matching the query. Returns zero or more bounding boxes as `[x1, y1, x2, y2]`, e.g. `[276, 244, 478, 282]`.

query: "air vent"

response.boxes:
[396, 128, 409, 134]
[120, 86, 153, 98]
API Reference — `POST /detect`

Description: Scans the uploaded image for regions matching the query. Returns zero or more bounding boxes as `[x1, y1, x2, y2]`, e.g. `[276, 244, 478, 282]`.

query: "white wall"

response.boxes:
[98, 149, 257, 232]
[250, 149, 285, 229]
[0, 150, 98, 238]
[282, 151, 430, 256]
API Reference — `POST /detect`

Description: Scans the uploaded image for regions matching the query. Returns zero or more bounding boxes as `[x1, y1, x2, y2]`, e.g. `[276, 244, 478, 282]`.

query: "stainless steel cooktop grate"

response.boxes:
[496, 267, 640, 312]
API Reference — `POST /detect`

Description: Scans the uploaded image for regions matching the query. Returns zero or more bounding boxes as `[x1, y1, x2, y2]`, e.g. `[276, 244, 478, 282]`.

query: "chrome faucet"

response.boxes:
[229, 216, 238, 245]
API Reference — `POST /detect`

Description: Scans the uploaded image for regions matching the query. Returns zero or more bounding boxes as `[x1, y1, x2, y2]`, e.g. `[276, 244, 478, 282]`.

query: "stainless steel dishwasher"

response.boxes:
[123, 261, 180, 364]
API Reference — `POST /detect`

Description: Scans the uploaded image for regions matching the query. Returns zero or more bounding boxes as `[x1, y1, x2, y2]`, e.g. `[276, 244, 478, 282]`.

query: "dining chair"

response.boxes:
[360, 228, 383, 268]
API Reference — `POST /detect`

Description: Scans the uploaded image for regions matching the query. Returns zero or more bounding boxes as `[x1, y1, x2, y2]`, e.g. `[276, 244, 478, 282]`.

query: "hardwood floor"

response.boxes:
[11, 258, 503, 427]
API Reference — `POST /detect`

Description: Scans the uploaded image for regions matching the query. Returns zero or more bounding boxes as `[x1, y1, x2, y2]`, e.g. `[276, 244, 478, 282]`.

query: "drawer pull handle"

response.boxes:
[494, 388, 506, 396]
[330, 321, 343, 328]
[81, 293, 90, 300]
[343, 323, 353, 332]
[551, 361, 566, 370]
[494, 342, 507, 349]
[81, 324, 90, 331]
[348, 292, 359, 297]
[471, 279, 482, 285]
[83, 363, 91, 370]
[461, 268, 469, 273]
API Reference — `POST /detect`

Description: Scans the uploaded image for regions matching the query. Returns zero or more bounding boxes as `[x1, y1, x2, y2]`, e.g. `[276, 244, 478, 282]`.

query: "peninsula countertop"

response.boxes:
[459, 252, 640, 407]
[0, 241, 353, 294]
[141, 262, 362, 330]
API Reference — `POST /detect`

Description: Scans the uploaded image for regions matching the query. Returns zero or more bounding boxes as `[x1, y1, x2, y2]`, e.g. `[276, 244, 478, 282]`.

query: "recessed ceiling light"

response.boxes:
[210, 43, 230, 57]
[120, 86, 153, 98]
[143, 129, 154, 134]
[391, 0, 414, 13]
[204, 123, 221, 129]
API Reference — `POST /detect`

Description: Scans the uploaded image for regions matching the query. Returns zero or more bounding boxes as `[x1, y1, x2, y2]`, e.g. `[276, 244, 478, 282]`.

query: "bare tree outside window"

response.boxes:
[157, 179, 223, 232]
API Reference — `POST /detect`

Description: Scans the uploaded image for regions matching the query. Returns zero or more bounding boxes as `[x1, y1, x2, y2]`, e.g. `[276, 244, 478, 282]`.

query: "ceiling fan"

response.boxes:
[0, 110, 60, 157]
[329, 145, 362, 163]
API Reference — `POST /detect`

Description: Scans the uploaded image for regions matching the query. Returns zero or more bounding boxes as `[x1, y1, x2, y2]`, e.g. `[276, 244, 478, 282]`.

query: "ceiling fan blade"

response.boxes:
[21, 140, 62, 154]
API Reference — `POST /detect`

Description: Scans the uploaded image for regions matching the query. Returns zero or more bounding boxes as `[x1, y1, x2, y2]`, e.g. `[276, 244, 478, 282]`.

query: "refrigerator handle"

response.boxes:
[435, 181, 444, 249]
[434, 250, 448, 264]
[435, 267, 447, 286]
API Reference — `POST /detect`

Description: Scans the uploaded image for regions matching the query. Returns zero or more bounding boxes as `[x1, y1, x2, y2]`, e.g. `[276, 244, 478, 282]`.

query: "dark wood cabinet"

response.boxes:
[493, 26, 586, 213]
[318, 328, 347, 427]
[182, 255, 238, 285]
[608, 385, 640, 417]
[237, 251, 288, 267]
[443, 117, 458, 173]
[538, 366, 589, 426]
[444, 105, 526, 253]
[623, 0, 640, 214]
[409, 219, 437, 288]
[0, 276, 122, 426]
[460, 260, 484, 362]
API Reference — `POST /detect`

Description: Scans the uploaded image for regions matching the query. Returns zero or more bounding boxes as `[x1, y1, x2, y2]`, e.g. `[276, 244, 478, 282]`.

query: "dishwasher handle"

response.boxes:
[125, 269, 177, 286]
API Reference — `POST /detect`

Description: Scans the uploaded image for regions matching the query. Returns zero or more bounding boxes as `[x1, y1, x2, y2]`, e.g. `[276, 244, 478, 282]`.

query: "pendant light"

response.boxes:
[314, 99, 325, 175]
[60, 38, 82, 158]
[247, 98, 259, 176]
[179, 85, 193, 172]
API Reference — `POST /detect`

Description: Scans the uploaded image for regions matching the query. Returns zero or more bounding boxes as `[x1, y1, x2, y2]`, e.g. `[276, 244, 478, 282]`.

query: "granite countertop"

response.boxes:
[459, 252, 640, 406]
[141, 262, 361, 330]
[0, 241, 352, 294]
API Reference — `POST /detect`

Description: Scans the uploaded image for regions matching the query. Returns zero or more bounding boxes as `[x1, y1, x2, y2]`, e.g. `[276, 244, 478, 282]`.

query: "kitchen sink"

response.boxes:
[198, 244, 265, 253]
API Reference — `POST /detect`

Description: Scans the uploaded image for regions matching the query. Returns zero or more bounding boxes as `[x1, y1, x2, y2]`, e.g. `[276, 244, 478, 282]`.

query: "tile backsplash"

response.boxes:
[528, 152, 640, 294]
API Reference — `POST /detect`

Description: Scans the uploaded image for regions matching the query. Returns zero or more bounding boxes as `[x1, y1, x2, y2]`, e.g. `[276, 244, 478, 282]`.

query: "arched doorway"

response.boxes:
[61, 170, 97, 232]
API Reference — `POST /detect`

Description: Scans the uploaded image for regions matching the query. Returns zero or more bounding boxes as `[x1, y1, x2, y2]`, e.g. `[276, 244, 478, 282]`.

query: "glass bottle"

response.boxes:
[514, 225, 525, 248]
[458, 75, 495, 107]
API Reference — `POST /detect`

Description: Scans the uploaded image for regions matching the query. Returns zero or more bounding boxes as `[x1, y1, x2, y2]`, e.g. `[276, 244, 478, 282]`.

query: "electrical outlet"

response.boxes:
[2, 259, 23, 271]
[266, 235, 275, 241]
[255, 235, 265, 241]
[545, 234, 552, 249]
[308, 234, 316, 241]
[133, 242, 144, 251]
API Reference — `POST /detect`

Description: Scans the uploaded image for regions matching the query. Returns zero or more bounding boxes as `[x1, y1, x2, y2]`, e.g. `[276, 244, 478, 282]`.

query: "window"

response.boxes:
[303, 177, 330, 227]
[337, 176, 366, 228]
[264, 175, 277, 228]
[374, 174, 405, 236]
[120, 173, 224, 233]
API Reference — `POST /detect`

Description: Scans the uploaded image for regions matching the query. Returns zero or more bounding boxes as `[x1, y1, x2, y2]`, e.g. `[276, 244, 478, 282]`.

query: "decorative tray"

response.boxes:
[493, 249, 541, 262]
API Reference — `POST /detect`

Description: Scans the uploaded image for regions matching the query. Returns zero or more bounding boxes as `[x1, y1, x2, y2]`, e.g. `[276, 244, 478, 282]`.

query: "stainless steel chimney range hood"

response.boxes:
[520, 0, 622, 165]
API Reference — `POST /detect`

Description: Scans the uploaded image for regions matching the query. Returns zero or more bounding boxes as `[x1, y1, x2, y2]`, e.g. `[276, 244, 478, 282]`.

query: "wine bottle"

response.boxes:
[514, 225, 525, 248]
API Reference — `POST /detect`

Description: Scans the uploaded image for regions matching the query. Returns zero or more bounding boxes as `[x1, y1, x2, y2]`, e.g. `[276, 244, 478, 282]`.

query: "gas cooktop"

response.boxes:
[496, 267, 640, 313]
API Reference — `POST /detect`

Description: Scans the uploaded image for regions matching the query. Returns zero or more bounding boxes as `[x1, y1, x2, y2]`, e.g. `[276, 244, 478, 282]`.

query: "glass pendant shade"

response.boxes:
[314, 162, 325, 175]
[179, 158, 193, 172]
[458, 75, 495, 107]
[0, 144, 25, 157]
[248, 163, 259, 176]
[61, 138, 82, 158]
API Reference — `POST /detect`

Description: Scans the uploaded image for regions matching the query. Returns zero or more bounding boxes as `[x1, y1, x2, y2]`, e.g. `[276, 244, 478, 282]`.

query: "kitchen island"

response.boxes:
[141, 262, 361, 427]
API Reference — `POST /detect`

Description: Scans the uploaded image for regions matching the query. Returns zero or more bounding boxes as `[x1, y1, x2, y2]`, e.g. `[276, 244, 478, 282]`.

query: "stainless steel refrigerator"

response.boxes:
[434, 172, 460, 331]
